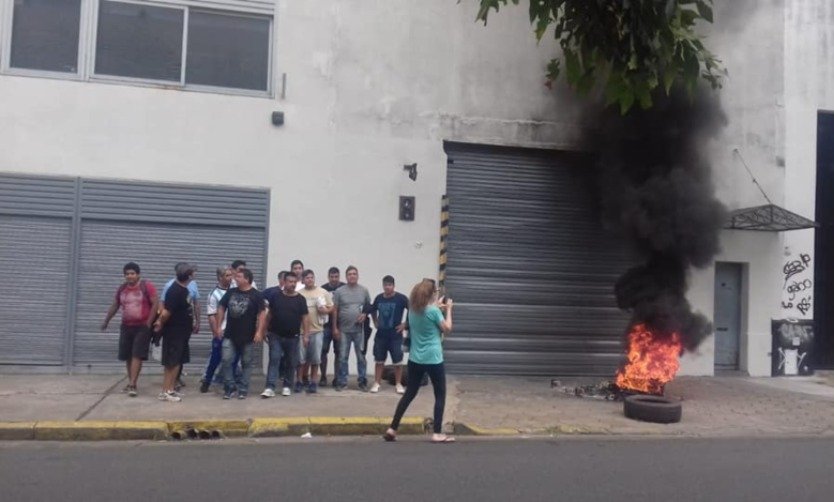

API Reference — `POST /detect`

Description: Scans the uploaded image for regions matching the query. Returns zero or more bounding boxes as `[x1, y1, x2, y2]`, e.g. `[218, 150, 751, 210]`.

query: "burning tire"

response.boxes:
[623, 395, 682, 424]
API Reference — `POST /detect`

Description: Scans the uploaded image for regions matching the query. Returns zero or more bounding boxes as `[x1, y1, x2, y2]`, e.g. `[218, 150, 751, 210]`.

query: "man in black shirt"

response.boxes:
[262, 272, 309, 398]
[152, 262, 196, 402]
[215, 268, 266, 400]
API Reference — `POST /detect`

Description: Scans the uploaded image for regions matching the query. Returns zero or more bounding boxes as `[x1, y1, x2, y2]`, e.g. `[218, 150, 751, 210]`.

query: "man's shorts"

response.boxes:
[180, 333, 192, 364]
[299, 331, 324, 365]
[321, 327, 340, 356]
[373, 331, 404, 364]
[118, 325, 151, 361]
[161, 329, 189, 368]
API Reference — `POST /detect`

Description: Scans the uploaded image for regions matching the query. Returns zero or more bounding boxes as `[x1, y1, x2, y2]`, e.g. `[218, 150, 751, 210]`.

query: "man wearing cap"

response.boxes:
[152, 263, 197, 402]
[161, 262, 201, 390]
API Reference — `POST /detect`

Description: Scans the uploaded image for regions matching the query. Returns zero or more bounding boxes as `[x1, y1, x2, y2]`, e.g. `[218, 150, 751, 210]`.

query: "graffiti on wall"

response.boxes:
[781, 253, 813, 317]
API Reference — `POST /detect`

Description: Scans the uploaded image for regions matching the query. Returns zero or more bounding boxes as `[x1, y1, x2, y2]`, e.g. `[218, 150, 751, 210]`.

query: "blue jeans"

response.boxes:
[338, 330, 367, 387]
[221, 339, 255, 395]
[204, 337, 241, 384]
[266, 334, 299, 390]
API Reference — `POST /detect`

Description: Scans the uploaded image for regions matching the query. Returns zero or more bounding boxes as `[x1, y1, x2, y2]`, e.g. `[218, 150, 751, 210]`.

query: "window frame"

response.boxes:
[182, 8, 274, 96]
[0, 0, 274, 98]
[0, 0, 88, 80]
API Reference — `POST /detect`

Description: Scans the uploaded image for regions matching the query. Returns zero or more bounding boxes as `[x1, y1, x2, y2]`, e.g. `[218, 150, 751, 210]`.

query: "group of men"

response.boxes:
[103, 259, 410, 402]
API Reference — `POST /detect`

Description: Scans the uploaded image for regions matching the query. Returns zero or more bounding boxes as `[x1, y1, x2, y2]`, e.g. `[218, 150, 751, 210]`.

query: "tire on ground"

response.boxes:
[623, 395, 682, 424]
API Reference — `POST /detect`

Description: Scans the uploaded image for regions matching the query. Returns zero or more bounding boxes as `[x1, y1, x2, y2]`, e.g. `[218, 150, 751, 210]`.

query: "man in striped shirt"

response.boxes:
[200, 267, 240, 393]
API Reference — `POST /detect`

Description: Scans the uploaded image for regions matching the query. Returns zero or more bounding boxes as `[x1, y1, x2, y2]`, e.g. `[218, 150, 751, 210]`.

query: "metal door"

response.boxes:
[443, 142, 635, 376]
[0, 175, 76, 365]
[714, 262, 742, 370]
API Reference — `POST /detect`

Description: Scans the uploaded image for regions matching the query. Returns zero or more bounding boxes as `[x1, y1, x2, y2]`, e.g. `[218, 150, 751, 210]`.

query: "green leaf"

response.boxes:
[546, 58, 561, 81]
[663, 69, 676, 94]
[471, 0, 725, 112]
[535, 16, 550, 40]
[564, 49, 581, 84]
[619, 88, 636, 115]
[695, 0, 714, 23]
[680, 8, 699, 26]
[664, 0, 677, 19]
[627, 52, 638, 70]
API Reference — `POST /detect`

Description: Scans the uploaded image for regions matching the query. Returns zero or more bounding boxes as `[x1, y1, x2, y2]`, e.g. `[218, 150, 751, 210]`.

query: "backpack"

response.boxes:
[117, 279, 157, 323]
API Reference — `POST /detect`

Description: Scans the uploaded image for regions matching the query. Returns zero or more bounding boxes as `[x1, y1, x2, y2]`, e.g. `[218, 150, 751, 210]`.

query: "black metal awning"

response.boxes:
[725, 204, 817, 231]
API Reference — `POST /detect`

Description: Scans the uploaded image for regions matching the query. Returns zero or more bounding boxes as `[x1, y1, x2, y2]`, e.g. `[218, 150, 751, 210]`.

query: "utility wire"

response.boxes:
[732, 148, 773, 205]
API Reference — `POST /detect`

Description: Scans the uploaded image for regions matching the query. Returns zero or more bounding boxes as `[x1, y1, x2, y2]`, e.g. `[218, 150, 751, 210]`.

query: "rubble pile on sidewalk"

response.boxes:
[551, 379, 622, 401]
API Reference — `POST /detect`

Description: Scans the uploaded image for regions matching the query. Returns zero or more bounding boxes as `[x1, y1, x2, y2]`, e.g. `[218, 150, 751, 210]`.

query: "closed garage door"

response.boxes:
[72, 179, 268, 370]
[443, 143, 634, 376]
[0, 174, 268, 371]
[73, 221, 266, 368]
[0, 215, 73, 365]
[0, 175, 76, 365]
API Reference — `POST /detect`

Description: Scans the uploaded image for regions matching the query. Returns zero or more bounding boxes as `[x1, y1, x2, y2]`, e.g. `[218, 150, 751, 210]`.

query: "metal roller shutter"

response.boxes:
[72, 179, 268, 370]
[0, 175, 76, 365]
[443, 143, 634, 376]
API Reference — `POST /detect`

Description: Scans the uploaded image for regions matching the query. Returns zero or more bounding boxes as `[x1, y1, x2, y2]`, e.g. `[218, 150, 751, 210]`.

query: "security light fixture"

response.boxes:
[404, 163, 417, 181]
[271, 111, 284, 126]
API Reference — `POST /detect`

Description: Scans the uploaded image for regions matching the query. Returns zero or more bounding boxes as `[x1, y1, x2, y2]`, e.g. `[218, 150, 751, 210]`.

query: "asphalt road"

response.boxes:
[2, 436, 833, 501]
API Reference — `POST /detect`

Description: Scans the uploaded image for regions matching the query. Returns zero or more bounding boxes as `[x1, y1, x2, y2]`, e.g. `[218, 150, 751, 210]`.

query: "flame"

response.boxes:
[615, 324, 682, 395]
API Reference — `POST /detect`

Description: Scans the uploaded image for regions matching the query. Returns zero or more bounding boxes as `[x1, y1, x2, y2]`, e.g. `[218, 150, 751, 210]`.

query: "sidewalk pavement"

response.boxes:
[1, 371, 833, 440]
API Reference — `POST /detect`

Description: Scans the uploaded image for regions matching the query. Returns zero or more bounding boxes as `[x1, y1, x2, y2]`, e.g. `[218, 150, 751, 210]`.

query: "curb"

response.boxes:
[0, 417, 427, 441]
[0, 418, 616, 441]
[453, 423, 520, 436]
[32, 421, 169, 441]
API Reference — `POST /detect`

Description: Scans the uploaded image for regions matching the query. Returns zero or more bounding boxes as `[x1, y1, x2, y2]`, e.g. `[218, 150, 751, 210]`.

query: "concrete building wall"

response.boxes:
[784, 0, 834, 326]
[0, 0, 820, 376]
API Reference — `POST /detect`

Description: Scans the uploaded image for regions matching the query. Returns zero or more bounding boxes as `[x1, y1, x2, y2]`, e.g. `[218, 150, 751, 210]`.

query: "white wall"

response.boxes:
[678, 0, 789, 376]
[784, 0, 834, 323]
[0, 0, 817, 376]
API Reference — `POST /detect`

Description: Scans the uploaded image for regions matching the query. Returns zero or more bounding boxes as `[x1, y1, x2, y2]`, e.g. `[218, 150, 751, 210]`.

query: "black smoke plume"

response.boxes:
[585, 90, 728, 352]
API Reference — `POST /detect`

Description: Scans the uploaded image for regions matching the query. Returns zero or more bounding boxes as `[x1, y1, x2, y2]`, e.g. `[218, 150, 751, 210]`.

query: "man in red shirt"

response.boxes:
[101, 262, 159, 397]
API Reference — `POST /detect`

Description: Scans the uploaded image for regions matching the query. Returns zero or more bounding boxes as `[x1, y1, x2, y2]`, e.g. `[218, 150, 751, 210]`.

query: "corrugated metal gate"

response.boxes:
[442, 142, 634, 376]
[0, 176, 77, 365]
[0, 174, 268, 371]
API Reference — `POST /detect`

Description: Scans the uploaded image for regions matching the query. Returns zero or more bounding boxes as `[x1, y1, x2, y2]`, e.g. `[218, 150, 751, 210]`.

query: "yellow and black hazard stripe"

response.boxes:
[439, 194, 449, 290]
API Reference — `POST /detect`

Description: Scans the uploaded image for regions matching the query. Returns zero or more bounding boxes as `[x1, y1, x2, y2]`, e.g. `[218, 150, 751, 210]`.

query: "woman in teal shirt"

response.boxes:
[385, 279, 454, 443]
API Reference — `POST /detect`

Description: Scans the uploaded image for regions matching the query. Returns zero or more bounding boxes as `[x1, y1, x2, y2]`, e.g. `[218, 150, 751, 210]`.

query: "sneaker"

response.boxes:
[223, 392, 233, 400]
[121, 385, 131, 394]
[294, 381, 304, 393]
[261, 388, 276, 398]
[281, 387, 292, 397]
[238, 392, 247, 400]
[127, 385, 138, 397]
[175, 378, 186, 391]
[370, 383, 380, 393]
[319, 377, 327, 387]
[395, 384, 405, 394]
[160, 391, 181, 403]
[358, 383, 369, 393]
[334, 384, 344, 392]
[306, 382, 317, 394]
[200, 379, 210, 394]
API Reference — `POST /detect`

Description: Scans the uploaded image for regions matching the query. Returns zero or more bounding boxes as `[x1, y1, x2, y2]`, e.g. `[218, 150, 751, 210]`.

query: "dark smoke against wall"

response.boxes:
[584, 89, 728, 352]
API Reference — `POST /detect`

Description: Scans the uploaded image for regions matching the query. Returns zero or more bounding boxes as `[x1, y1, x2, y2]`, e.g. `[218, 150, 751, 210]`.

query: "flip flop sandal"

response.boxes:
[430, 435, 456, 443]
[383, 431, 397, 442]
